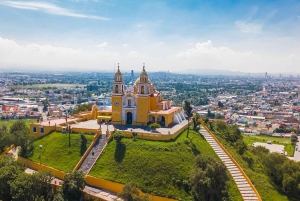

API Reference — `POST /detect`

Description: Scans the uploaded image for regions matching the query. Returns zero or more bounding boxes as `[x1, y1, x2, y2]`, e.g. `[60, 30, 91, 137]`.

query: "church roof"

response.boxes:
[134, 77, 152, 86]
[115, 64, 122, 76]
[140, 64, 147, 76]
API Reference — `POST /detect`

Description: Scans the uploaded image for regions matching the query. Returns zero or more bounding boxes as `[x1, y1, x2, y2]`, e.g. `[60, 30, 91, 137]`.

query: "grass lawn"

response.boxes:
[243, 134, 294, 156]
[212, 132, 294, 201]
[8, 83, 85, 89]
[27, 132, 94, 172]
[0, 119, 36, 131]
[89, 130, 242, 201]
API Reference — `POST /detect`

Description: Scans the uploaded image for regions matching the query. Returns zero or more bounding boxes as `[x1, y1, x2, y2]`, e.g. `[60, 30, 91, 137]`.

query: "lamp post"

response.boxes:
[39, 144, 43, 164]
[68, 125, 71, 147]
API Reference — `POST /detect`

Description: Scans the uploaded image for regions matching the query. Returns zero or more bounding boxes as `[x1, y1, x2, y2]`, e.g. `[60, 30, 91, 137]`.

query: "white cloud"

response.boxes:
[0, 37, 118, 71]
[122, 44, 129, 47]
[174, 40, 300, 72]
[235, 21, 262, 34]
[127, 51, 139, 57]
[0, 1, 110, 20]
[96, 42, 108, 47]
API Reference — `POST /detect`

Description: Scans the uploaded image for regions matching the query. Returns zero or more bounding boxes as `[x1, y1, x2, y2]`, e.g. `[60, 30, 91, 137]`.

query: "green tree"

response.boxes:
[190, 155, 229, 201]
[0, 129, 14, 152]
[62, 171, 86, 201]
[118, 183, 151, 201]
[113, 131, 125, 144]
[10, 120, 34, 156]
[291, 134, 298, 146]
[10, 171, 53, 201]
[149, 123, 161, 131]
[192, 113, 201, 132]
[218, 101, 224, 108]
[183, 100, 193, 137]
[0, 155, 26, 201]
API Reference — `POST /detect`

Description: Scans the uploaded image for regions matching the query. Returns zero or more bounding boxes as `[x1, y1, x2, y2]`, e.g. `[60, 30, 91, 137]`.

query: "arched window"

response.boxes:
[141, 86, 144, 94]
[128, 100, 131, 106]
[115, 85, 119, 93]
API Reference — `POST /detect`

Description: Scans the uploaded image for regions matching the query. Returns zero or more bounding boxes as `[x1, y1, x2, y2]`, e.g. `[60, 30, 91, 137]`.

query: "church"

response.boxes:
[105, 64, 186, 127]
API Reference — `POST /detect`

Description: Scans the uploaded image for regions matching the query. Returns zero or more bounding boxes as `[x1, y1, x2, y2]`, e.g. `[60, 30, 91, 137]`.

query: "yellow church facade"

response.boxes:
[108, 64, 185, 127]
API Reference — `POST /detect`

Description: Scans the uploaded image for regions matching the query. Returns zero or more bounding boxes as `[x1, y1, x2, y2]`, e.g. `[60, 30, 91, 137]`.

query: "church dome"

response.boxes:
[134, 77, 152, 86]
[114, 63, 122, 76]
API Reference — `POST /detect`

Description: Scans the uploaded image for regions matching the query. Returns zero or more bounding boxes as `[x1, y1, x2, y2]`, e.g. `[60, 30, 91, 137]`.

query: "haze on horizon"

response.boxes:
[0, 0, 299, 73]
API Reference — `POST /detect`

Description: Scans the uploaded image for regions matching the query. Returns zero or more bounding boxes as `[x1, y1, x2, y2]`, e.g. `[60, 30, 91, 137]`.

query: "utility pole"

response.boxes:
[68, 125, 71, 147]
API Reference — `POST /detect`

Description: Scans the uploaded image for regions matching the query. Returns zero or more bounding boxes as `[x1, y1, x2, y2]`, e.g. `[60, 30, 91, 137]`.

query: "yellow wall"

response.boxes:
[85, 176, 177, 201]
[18, 156, 66, 180]
[111, 96, 122, 123]
[0, 145, 14, 156]
[137, 97, 150, 125]
[30, 124, 56, 138]
[117, 123, 188, 141]
[150, 96, 157, 111]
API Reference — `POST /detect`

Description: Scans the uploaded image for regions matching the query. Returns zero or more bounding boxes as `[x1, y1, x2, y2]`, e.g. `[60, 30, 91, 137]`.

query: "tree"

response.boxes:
[113, 131, 125, 144]
[62, 171, 86, 201]
[192, 113, 201, 132]
[118, 183, 151, 201]
[0, 129, 14, 152]
[10, 120, 34, 156]
[132, 132, 138, 141]
[149, 123, 161, 131]
[10, 171, 53, 201]
[190, 155, 229, 201]
[183, 100, 193, 137]
[218, 101, 224, 108]
[0, 155, 26, 201]
[291, 134, 298, 146]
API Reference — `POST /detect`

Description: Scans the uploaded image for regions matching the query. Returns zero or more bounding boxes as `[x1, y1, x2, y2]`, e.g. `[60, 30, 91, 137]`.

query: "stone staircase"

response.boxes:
[200, 127, 260, 201]
[78, 134, 107, 175]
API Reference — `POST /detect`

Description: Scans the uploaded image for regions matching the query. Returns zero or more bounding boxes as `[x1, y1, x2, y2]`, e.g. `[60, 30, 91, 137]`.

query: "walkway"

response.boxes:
[200, 127, 260, 201]
[25, 167, 120, 201]
[78, 133, 107, 175]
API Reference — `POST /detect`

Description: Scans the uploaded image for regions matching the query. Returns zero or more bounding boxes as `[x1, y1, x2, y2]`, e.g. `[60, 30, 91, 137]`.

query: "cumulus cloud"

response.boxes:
[96, 42, 108, 47]
[174, 40, 300, 72]
[0, 1, 110, 20]
[0, 37, 118, 70]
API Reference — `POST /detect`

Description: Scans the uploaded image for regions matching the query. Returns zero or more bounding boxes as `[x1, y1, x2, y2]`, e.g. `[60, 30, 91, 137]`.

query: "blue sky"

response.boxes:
[0, 0, 299, 73]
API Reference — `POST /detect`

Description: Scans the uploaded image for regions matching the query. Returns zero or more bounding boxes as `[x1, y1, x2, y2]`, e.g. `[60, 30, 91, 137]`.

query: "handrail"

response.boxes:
[200, 120, 262, 201]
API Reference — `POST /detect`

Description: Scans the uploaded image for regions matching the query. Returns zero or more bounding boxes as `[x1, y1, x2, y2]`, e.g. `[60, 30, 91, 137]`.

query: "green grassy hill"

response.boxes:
[89, 130, 242, 200]
[27, 132, 94, 172]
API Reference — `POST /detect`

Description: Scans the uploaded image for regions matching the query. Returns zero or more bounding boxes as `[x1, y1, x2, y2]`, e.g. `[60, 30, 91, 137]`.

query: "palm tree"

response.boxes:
[183, 100, 193, 137]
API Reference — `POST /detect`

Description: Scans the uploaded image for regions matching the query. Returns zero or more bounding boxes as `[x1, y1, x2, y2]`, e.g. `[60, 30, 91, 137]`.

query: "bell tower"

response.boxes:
[136, 63, 150, 125]
[111, 63, 124, 124]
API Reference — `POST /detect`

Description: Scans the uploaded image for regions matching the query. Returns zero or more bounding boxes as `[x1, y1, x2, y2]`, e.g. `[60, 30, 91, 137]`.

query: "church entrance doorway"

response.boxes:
[126, 112, 132, 125]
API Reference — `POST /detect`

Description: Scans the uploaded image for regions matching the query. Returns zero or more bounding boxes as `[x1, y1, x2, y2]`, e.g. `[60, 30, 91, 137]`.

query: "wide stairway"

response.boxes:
[78, 134, 107, 175]
[200, 127, 260, 201]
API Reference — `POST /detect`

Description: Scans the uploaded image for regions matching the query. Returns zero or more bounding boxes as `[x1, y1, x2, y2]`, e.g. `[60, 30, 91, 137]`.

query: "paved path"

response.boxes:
[25, 167, 120, 201]
[78, 133, 107, 175]
[200, 127, 259, 201]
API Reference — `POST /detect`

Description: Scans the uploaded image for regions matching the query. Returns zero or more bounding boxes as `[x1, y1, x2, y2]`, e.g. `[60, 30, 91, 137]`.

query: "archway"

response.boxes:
[157, 115, 165, 126]
[148, 115, 155, 124]
[126, 112, 132, 125]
